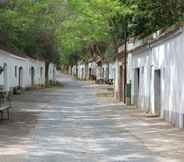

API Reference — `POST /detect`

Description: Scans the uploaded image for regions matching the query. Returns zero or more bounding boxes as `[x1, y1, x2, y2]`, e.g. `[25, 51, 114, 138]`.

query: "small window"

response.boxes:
[15, 66, 17, 77]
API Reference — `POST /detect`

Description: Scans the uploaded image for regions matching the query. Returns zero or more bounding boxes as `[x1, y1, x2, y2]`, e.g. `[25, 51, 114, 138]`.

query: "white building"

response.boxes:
[127, 25, 184, 127]
[102, 63, 109, 82]
[108, 63, 116, 83]
[71, 65, 77, 76]
[88, 61, 97, 80]
[71, 63, 86, 80]
[0, 49, 56, 92]
[77, 63, 86, 80]
[48, 63, 57, 83]
[71, 59, 116, 84]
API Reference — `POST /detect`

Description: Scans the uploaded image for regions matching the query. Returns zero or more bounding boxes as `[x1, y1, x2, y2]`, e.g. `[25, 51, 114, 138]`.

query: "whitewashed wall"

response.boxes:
[96, 65, 102, 80]
[27, 58, 46, 87]
[88, 62, 97, 77]
[109, 63, 116, 81]
[77, 64, 86, 80]
[102, 63, 109, 81]
[128, 29, 184, 128]
[0, 51, 29, 91]
[0, 49, 56, 92]
[74, 61, 116, 83]
[48, 63, 56, 82]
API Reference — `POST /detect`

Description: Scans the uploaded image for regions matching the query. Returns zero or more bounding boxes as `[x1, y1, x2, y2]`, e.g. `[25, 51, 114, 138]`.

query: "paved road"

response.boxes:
[0, 73, 183, 162]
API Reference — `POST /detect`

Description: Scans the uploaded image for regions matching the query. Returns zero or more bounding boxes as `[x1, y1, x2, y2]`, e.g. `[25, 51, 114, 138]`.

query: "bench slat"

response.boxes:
[0, 105, 10, 111]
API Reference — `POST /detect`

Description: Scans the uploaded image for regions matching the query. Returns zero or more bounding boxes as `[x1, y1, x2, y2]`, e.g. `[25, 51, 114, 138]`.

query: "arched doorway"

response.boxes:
[18, 67, 23, 88]
[31, 67, 35, 86]
[3, 63, 8, 91]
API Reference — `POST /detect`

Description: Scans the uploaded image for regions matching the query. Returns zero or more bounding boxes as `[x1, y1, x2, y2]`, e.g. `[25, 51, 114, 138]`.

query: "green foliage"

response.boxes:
[57, 0, 128, 64]
[0, 0, 62, 63]
[131, 0, 184, 37]
[0, 0, 183, 66]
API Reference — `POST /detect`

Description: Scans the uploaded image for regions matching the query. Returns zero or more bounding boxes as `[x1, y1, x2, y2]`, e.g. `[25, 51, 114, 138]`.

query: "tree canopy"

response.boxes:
[0, 0, 183, 66]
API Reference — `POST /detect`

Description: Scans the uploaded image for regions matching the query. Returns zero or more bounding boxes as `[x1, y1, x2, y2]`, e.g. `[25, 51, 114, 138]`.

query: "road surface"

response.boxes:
[0, 73, 183, 162]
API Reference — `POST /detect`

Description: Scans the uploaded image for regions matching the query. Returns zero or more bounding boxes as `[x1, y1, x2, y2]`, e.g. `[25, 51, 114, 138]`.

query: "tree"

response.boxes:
[0, 0, 183, 90]
[56, 0, 125, 65]
[0, 0, 67, 85]
[56, 0, 133, 101]
[131, 0, 184, 37]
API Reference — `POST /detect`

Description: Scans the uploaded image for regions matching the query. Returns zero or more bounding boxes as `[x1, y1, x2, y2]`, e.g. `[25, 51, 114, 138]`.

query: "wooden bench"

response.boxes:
[0, 90, 12, 120]
[0, 105, 11, 120]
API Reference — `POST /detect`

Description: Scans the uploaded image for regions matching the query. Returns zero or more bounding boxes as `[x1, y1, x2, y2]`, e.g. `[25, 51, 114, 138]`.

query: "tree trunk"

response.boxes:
[68, 65, 72, 75]
[114, 56, 124, 102]
[66, 65, 69, 74]
[75, 64, 78, 78]
[114, 18, 128, 103]
[96, 64, 102, 84]
[85, 62, 89, 80]
[70, 65, 72, 75]
[63, 65, 68, 74]
[123, 20, 128, 103]
[106, 64, 109, 82]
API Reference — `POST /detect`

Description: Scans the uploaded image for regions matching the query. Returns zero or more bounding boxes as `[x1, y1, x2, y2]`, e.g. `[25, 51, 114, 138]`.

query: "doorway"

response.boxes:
[134, 68, 140, 106]
[31, 67, 35, 86]
[3, 63, 8, 91]
[18, 67, 23, 88]
[40, 67, 43, 85]
[88, 68, 91, 80]
[154, 69, 161, 116]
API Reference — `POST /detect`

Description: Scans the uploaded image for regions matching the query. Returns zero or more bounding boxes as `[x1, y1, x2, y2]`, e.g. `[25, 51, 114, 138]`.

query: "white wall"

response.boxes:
[128, 29, 184, 127]
[27, 58, 46, 87]
[0, 49, 56, 91]
[77, 64, 86, 80]
[109, 63, 116, 81]
[88, 62, 97, 77]
[0, 51, 28, 91]
[96, 65, 102, 80]
[102, 63, 109, 81]
[48, 63, 56, 82]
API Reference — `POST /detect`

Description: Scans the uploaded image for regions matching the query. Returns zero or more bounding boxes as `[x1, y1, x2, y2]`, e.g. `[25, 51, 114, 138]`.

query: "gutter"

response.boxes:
[150, 26, 184, 49]
[128, 26, 184, 55]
